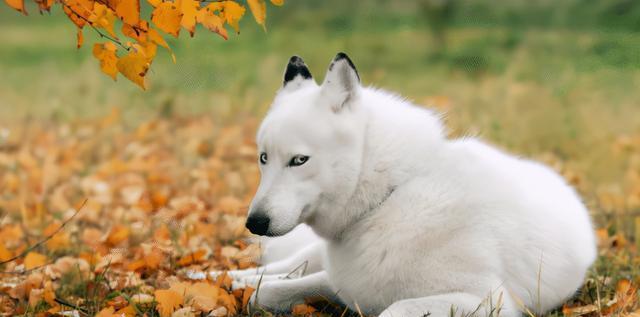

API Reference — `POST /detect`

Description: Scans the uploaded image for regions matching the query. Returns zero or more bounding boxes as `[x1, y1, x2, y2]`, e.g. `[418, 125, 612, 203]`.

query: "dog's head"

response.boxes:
[245, 53, 366, 237]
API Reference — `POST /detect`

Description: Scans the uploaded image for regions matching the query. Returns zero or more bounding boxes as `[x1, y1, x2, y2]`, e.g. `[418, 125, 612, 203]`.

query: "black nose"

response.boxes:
[245, 214, 270, 236]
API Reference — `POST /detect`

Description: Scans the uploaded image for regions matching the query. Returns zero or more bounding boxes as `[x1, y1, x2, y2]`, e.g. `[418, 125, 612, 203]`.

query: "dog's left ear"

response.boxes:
[321, 52, 360, 112]
[282, 56, 315, 92]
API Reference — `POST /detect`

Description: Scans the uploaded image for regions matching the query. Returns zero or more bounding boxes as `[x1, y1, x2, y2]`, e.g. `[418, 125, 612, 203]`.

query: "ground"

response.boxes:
[0, 1, 639, 316]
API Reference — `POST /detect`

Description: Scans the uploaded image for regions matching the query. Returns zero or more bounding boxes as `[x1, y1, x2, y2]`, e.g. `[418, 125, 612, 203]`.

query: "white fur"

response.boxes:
[204, 54, 597, 317]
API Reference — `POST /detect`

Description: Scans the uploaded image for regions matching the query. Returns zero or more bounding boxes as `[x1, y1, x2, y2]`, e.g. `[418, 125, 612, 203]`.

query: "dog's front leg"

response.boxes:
[378, 292, 519, 317]
[250, 270, 340, 312]
[188, 241, 325, 283]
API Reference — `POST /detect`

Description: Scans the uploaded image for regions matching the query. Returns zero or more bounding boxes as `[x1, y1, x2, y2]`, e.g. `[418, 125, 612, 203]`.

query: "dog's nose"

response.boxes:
[245, 214, 270, 236]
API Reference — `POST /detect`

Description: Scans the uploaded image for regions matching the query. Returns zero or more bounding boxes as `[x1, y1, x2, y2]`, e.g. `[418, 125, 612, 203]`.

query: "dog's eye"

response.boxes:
[259, 152, 268, 165]
[288, 155, 309, 167]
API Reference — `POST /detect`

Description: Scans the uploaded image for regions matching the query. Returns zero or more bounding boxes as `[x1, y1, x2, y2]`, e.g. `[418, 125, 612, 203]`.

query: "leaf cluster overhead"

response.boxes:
[3, 0, 284, 89]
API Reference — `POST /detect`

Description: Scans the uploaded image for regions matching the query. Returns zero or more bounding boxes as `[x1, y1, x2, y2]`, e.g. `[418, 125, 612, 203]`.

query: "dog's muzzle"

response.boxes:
[245, 213, 270, 236]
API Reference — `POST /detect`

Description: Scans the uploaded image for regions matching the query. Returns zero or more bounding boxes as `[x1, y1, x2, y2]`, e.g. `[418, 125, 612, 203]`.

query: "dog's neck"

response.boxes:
[311, 89, 447, 242]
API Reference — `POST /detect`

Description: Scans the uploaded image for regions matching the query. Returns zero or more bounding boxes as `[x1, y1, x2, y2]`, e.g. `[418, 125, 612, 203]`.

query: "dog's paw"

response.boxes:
[248, 280, 303, 312]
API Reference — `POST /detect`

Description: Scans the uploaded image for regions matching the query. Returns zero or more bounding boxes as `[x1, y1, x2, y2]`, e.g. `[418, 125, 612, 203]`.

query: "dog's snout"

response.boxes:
[245, 213, 270, 236]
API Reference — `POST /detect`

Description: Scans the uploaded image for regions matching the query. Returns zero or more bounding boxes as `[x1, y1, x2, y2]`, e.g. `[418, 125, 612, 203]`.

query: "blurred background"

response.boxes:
[1, 1, 640, 315]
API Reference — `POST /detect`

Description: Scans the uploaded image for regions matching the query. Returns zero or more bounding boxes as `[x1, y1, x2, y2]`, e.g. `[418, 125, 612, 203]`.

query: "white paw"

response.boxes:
[248, 281, 302, 312]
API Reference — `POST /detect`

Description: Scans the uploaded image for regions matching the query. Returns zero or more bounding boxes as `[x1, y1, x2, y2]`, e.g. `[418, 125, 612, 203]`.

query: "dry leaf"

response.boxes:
[116, 50, 150, 90]
[151, 2, 183, 37]
[196, 4, 229, 40]
[155, 289, 184, 317]
[93, 42, 119, 80]
[24, 252, 47, 270]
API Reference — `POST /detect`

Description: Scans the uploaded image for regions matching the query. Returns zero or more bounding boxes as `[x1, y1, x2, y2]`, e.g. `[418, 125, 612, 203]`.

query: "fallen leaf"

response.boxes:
[24, 252, 47, 270]
[155, 289, 184, 317]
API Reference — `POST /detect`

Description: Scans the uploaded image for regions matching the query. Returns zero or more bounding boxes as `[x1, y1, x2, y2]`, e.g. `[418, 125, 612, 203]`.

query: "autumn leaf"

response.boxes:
[247, 0, 266, 30]
[196, 4, 228, 40]
[95, 306, 115, 317]
[122, 20, 149, 42]
[107, 0, 140, 26]
[24, 252, 47, 270]
[151, 2, 183, 37]
[4, 0, 26, 15]
[92, 42, 119, 79]
[0, 243, 12, 262]
[154, 289, 183, 317]
[34, 0, 53, 12]
[292, 303, 317, 316]
[76, 28, 84, 49]
[188, 282, 219, 312]
[221, 1, 245, 34]
[62, 0, 94, 28]
[149, 28, 176, 63]
[117, 50, 150, 89]
[177, 0, 199, 36]
[89, 3, 118, 38]
[270, 0, 284, 5]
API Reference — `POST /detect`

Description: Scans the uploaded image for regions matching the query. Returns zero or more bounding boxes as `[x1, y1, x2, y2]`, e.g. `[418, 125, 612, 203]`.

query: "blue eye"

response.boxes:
[288, 155, 309, 167]
[259, 152, 268, 164]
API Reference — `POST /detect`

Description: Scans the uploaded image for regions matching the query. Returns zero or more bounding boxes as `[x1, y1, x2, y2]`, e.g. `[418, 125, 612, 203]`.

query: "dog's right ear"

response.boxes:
[282, 56, 315, 92]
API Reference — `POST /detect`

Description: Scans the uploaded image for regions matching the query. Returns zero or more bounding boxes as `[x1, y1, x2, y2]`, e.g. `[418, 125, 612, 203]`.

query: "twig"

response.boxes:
[58, 0, 130, 51]
[0, 258, 56, 275]
[0, 199, 87, 266]
[54, 298, 90, 316]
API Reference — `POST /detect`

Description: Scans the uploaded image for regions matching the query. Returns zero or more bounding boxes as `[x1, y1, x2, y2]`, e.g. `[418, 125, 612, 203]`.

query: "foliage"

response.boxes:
[2, 0, 284, 89]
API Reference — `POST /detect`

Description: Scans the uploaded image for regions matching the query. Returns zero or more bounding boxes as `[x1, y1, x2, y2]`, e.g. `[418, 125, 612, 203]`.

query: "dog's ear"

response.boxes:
[282, 56, 314, 92]
[321, 52, 360, 112]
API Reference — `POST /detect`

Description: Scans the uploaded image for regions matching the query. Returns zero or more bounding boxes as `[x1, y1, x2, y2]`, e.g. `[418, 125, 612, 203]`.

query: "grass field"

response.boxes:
[1, 0, 640, 316]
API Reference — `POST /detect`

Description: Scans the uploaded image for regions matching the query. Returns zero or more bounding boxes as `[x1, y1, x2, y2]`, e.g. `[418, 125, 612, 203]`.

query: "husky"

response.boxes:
[201, 53, 597, 316]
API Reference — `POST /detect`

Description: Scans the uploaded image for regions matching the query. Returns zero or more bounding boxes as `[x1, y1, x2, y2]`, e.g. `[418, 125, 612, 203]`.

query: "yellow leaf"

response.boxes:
[24, 252, 47, 270]
[196, 4, 228, 40]
[122, 20, 149, 42]
[4, 0, 27, 15]
[147, 0, 161, 7]
[76, 28, 84, 49]
[63, 0, 94, 28]
[246, 0, 266, 30]
[221, 1, 245, 34]
[116, 48, 149, 83]
[292, 303, 316, 316]
[188, 282, 219, 312]
[0, 243, 12, 262]
[151, 2, 183, 37]
[270, 0, 284, 6]
[177, 0, 199, 36]
[149, 28, 176, 63]
[154, 289, 183, 317]
[95, 306, 115, 317]
[93, 42, 119, 81]
[89, 3, 118, 38]
[106, 224, 130, 245]
[107, 0, 140, 25]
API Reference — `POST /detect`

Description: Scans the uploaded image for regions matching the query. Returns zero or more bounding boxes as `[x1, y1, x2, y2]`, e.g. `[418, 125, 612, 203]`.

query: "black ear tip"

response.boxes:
[334, 52, 350, 61]
[289, 55, 305, 66]
[284, 55, 312, 85]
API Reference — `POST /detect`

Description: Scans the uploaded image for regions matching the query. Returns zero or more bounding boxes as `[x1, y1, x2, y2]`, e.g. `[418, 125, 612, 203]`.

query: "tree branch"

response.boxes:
[59, 0, 130, 51]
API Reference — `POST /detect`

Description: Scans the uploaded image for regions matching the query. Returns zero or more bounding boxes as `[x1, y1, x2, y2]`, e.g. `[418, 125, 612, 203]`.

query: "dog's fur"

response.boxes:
[207, 53, 597, 316]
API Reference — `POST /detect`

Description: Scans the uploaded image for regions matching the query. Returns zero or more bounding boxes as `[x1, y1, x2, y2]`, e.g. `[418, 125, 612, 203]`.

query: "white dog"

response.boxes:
[202, 53, 597, 316]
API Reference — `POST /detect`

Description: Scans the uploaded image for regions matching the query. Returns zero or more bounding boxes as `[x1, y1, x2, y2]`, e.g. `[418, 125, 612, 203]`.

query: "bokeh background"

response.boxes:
[1, 1, 640, 316]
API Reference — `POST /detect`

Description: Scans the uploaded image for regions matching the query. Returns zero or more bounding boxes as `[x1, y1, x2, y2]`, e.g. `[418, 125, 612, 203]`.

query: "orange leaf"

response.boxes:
[63, 0, 94, 28]
[35, 0, 54, 12]
[5, 0, 27, 15]
[177, 249, 207, 266]
[151, 2, 183, 37]
[154, 289, 183, 317]
[147, 0, 161, 7]
[220, 1, 245, 34]
[89, 3, 118, 38]
[270, 0, 284, 6]
[188, 282, 219, 312]
[95, 306, 115, 317]
[115, 305, 136, 317]
[292, 303, 317, 316]
[106, 225, 130, 245]
[122, 20, 149, 42]
[246, 0, 266, 30]
[241, 287, 254, 311]
[24, 252, 47, 270]
[0, 243, 12, 262]
[177, 0, 199, 36]
[107, 0, 140, 26]
[196, 4, 228, 40]
[93, 42, 119, 80]
[149, 28, 176, 63]
[117, 50, 150, 90]
[76, 28, 84, 49]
